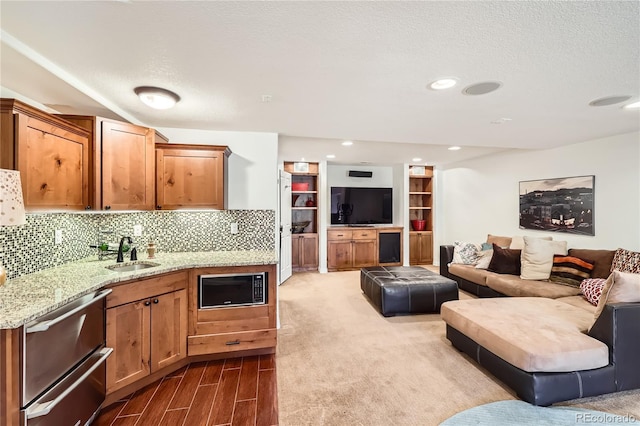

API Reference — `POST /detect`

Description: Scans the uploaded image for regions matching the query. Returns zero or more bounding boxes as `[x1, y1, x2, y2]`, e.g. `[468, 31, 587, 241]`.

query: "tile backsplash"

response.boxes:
[1, 210, 275, 279]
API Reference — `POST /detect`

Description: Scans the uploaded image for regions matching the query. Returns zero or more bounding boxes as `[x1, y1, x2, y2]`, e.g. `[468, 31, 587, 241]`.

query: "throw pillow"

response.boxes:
[475, 249, 493, 269]
[486, 234, 512, 249]
[610, 248, 640, 274]
[488, 244, 522, 275]
[509, 235, 552, 250]
[593, 271, 640, 324]
[580, 278, 607, 306]
[480, 242, 493, 251]
[549, 255, 595, 287]
[568, 249, 616, 279]
[519, 237, 568, 280]
[452, 241, 481, 265]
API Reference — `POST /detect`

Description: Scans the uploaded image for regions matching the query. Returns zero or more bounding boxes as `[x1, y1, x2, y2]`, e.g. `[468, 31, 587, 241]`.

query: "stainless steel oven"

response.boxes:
[21, 289, 113, 425]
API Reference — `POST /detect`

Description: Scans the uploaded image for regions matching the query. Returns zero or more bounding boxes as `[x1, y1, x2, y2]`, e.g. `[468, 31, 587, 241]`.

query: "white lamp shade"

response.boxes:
[0, 169, 27, 226]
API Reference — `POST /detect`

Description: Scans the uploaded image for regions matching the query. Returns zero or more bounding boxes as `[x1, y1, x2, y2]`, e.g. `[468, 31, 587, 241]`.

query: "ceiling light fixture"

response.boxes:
[342, 141, 353, 146]
[448, 146, 461, 151]
[412, 157, 422, 162]
[326, 154, 336, 159]
[623, 101, 640, 109]
[429, 78, 458, 90]
[589, 96, 631, 107]
[462, 81, 502, 96]
[134, 86, 181, 110]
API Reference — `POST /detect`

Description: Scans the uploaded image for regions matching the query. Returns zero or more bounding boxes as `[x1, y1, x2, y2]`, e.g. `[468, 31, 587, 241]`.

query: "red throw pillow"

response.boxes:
[580, 278, 607, 306]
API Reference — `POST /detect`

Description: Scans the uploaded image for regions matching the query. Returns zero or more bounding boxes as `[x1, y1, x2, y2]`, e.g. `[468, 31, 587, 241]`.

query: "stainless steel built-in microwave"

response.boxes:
[198, 272, 267, 309]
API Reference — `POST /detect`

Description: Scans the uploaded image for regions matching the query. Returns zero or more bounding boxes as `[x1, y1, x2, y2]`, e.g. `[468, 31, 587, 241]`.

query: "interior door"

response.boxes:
[279, 170, 292, 283]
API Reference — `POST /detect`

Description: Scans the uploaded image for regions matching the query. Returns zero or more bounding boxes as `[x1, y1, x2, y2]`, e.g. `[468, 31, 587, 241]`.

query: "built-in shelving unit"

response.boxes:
[284, 161, 319, 272]
[409, 165, 434, 265]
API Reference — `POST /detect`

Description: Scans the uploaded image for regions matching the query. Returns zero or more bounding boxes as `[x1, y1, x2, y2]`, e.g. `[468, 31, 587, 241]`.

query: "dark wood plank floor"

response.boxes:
[94, 355, 278, 426]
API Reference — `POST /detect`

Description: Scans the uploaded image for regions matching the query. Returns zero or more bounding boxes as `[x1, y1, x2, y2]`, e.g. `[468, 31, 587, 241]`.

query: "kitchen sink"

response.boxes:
[106, 261, 160, 272]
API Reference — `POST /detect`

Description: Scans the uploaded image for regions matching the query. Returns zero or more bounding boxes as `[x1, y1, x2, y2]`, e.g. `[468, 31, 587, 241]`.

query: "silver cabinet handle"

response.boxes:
[26, 289, 112, 334]
[26, 347, 113, 419]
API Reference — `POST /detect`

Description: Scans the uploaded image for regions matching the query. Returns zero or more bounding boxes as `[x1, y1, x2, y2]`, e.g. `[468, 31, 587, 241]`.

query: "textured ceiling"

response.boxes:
[1, 1, 638, 165]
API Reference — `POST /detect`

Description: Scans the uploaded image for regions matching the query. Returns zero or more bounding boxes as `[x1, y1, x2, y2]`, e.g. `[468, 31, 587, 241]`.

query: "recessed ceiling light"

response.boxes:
[429, 78, 458, 90]
[448, 146, 461, 151]
[462, 81, 502, 96]
[589, 95, 631, 107]
[326, 154, 336, 159]
[261, 95, 273, 103]
[623, 101, 640, 109]
[342, 141, 353, 146]
[134, 86, 180, 110]
[491, 117, 512, 124]
[412, 157, 422, 162]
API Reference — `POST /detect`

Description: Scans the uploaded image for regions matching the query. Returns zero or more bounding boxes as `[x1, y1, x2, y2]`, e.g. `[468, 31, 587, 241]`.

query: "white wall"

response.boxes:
[157, 128, 279, 210]
[439, 132, 640, 254]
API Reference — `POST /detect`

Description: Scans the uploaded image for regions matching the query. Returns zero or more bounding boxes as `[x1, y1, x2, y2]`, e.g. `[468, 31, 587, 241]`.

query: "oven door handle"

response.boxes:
[26, 289, 112, 334]
[26, 347, 113, 419]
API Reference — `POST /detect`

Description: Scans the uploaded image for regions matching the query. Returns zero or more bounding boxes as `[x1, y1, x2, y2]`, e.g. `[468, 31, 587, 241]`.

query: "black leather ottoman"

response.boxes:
[360, 266, 458, 316]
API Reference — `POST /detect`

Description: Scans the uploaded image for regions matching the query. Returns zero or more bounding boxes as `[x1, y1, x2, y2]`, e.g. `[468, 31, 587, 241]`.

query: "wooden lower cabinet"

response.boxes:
[409, 231, 433, 265]
[327, 228, 379, 271]
[187, 265, 278, 357]
[292, 233, 318, 271]
[105, 272, 188, 394]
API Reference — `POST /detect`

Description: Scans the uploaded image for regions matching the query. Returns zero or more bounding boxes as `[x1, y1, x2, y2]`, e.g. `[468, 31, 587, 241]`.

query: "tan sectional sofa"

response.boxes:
[439, 244, 640, 406]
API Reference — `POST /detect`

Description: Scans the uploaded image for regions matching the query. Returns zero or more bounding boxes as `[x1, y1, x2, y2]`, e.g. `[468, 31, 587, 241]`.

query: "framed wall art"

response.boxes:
[519, 175, 595, 236]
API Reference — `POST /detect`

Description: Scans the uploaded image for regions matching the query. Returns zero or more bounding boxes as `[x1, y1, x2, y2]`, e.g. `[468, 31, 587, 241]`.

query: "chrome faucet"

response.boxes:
[116, 236, 133, 263]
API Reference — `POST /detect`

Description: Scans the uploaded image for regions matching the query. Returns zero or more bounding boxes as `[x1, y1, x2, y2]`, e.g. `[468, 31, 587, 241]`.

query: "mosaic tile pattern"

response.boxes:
[0, 210, 275, 279]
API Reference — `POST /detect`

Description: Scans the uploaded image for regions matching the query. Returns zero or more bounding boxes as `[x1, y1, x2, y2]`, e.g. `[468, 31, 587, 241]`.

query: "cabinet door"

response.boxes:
[300, 234, 319, 270]
[291, 236, 302, 269]
[419, 232, 433, 264]
[16, 114, 89, 210]
[352, 240, 377, 268]
[150, 290, 187, 372]
[156, 147, 225, 209]
[328, 241, 353, 270]
[106, 300, 151, 393]
[101, 121, 154, 210]
[409, 233, 421, 265]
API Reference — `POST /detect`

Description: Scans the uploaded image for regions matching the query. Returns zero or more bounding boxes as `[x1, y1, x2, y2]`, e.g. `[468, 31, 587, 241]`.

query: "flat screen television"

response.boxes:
[330, 187, 393, 225]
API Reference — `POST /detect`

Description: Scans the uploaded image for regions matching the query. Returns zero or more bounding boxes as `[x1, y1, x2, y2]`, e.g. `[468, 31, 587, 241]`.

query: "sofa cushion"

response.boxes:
[452, 241, 481, 265]
[441, 297, 609, 372]
[486, 274, 582, 298]
[556, 295, 597, 314]
[509, 235, 552, 250]
[520, 237, 568, 280]
[488, 245, 521, 275]
[568, 249, 615, 279]
[593, 270, 640, 322]
[549, 255, 595, 287]
[449, 264, 492, 286]
[611, 248, 640, 274]
[487, 234, 512, 248]
[579, 278, 607, 306]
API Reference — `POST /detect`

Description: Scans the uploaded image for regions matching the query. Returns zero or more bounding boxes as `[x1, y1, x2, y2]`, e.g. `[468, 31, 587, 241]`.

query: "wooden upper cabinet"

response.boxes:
[0, 99, 90, 211]
[101, 121, 155, 210]
[155, 144, 230, 210]
[58, 115, 156, 210]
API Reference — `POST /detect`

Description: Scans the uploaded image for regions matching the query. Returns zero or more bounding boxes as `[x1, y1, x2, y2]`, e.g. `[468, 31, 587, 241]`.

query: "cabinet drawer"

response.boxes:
[106, 271, 188, 307]
[187, 329, 277, 356]
[351, 230, 376, 240]
[328, 230, 352, 241]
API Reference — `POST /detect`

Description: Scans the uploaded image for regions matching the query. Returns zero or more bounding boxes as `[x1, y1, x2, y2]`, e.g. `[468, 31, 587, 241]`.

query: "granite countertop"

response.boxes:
[0, 250, 278, 329]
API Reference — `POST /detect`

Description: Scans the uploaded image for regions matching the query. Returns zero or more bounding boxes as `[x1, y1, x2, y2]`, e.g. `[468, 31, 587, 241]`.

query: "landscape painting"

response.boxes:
[519, 175, 595, 236]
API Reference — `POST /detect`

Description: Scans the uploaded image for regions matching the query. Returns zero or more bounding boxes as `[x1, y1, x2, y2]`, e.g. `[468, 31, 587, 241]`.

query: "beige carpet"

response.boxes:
[276, 270, 640, 426]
